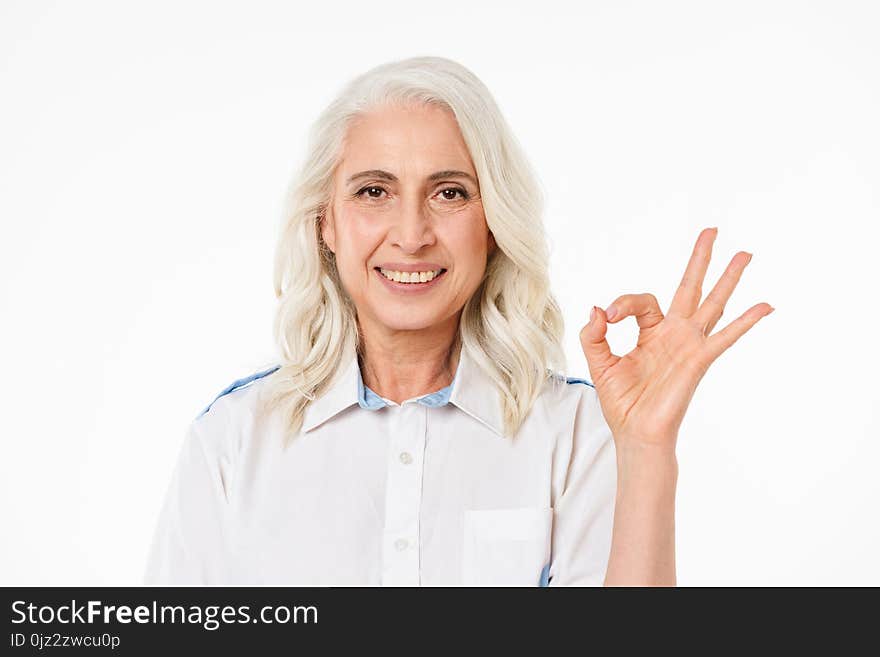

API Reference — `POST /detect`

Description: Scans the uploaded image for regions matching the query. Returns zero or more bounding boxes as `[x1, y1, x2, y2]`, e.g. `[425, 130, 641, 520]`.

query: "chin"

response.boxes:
[376, 316, 440, 332]
[369, 304, 445, 330]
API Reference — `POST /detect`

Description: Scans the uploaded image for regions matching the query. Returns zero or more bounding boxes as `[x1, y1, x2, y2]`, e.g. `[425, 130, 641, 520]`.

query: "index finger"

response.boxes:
[668, 227, 718, 317]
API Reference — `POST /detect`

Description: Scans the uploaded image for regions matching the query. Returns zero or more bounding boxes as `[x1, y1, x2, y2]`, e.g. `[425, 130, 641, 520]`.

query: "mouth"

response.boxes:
[373, 267, 448, 292]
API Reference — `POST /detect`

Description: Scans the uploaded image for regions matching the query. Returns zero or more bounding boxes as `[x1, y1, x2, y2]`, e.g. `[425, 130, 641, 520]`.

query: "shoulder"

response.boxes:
[542, 370, 597, 407]
[553, 372, 601, 420]
[195, 364, 281, 421]
[534, 370, 612, 457]
[523, 369, 600, 434]
[542, 371, 614, 485]
[185, 364, 281, 457]
[532, 370, 611, 504]
[173, 364, 283, 486]
[547, 373, 612, 461]
[164, 364, 281, 504]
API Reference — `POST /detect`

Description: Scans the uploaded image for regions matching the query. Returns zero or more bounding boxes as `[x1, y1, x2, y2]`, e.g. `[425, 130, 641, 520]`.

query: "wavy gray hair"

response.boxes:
[260, 55, 567, 442]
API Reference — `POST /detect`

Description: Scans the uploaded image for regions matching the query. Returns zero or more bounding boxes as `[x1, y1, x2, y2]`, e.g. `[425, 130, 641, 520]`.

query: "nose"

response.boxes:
[389, 197, 436, 253]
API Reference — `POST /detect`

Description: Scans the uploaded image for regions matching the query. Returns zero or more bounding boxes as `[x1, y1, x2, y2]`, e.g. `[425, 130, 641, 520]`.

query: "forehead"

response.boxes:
[338, 102, 475, 174]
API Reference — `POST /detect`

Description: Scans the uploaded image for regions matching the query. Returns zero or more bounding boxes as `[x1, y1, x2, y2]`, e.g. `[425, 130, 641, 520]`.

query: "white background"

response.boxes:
[1, 0, 877, 586]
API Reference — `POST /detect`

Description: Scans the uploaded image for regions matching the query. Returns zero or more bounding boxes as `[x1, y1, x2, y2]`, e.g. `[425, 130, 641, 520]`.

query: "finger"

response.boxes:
[705, 303, 775, 361]
[579, 306, 620, 383]
[605, 292, 664, 330]
[668, 227, 718, 318]
[696, 251, 752, 335]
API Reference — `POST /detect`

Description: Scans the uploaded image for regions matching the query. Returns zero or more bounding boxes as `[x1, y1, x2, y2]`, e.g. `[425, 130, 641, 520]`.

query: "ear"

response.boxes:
[320, 205, 336, 254]
[488, 230, 497, 255]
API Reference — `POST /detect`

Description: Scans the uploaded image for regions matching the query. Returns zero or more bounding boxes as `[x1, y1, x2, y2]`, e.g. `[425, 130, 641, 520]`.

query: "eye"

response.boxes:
[356, 185, 388, 200]
[437, 187, 469, 201]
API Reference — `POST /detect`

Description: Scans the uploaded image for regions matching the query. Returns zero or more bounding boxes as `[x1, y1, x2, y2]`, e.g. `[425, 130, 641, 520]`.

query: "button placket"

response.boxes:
[380, 403, 427, 586]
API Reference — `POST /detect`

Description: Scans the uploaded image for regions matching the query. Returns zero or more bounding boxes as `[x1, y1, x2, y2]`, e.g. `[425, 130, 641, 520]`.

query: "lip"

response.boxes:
[374, 267, 447, 294]
[375, 262, 445, 272]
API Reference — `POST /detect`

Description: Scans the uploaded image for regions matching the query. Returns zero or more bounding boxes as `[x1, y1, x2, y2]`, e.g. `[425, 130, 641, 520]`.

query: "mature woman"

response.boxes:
[144, 56, 773, 586]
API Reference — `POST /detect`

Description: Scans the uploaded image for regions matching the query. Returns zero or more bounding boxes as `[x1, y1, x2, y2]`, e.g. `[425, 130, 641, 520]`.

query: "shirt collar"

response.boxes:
[357, 366, 455, 410]
[301, 346, 504, 437]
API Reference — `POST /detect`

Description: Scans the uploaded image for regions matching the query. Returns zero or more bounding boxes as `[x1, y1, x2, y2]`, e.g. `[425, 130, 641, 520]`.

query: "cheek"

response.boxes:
[447, 216, 490, 271]
[335, 209, 382, 266]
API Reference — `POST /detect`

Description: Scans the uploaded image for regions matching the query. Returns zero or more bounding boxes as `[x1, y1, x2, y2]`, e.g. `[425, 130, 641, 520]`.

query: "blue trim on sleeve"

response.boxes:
[565, 376, 595, 389]
[197, 365, 281, 419]
[538, 562, 551, 587]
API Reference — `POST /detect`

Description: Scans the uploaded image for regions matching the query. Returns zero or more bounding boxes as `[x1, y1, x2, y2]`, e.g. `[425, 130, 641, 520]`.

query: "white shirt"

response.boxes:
[144, 346, 618, 586]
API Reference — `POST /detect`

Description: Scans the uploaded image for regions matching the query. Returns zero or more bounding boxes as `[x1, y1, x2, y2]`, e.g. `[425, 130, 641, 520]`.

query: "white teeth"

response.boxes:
[379, 268, 443, 283]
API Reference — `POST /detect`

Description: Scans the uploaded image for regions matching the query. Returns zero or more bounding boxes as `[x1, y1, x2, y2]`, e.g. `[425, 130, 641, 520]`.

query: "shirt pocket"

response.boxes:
[461, 506, 553, 586]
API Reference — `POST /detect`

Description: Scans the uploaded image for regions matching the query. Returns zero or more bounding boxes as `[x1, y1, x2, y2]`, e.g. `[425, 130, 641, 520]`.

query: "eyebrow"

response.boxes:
[345, 169, 478, 186]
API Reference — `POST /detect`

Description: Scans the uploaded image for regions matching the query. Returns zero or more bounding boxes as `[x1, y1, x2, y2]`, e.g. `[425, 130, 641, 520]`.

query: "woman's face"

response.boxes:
[322, 102, 495, 337]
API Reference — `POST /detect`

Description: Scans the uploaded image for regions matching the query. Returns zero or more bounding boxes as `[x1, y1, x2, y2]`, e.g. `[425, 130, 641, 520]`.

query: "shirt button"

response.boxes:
[399, 451, 413, 465]
[394, 538, 409, 551]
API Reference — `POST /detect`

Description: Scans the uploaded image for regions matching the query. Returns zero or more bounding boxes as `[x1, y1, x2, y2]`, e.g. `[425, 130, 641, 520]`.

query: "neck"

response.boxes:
[357, 312, 462, 405]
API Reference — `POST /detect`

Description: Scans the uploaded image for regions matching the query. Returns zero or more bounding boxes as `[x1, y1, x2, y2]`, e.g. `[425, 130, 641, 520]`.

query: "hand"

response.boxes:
[578, 227, 774, 451]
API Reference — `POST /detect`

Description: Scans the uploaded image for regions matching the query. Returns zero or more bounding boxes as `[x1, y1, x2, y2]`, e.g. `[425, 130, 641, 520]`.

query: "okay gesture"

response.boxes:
[579, 228, 774, 450]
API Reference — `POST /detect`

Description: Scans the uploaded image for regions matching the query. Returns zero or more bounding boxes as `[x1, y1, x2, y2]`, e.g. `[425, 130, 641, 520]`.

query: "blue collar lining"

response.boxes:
[357, 363, 456, 410]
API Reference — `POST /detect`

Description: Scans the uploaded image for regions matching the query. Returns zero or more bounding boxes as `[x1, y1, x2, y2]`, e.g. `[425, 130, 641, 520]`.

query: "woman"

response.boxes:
[144, 56, 773, 586]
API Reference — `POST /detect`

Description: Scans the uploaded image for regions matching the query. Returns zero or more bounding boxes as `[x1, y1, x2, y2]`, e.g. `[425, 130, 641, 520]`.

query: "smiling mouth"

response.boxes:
[374, 267, 448, 284]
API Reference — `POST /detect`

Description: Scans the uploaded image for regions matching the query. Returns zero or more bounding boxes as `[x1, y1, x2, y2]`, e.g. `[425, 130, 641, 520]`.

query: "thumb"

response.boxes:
[579, 306, 617, 383]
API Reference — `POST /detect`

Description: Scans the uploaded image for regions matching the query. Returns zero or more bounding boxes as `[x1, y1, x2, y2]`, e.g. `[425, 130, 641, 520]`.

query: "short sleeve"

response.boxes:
[548, 383, 618, 586]
[143, 420, 230, 584]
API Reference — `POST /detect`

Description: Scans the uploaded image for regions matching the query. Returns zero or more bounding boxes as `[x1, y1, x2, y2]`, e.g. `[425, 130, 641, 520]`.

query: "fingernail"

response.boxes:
[590, 306, 597, 322]
[605, 306, 617, 321]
